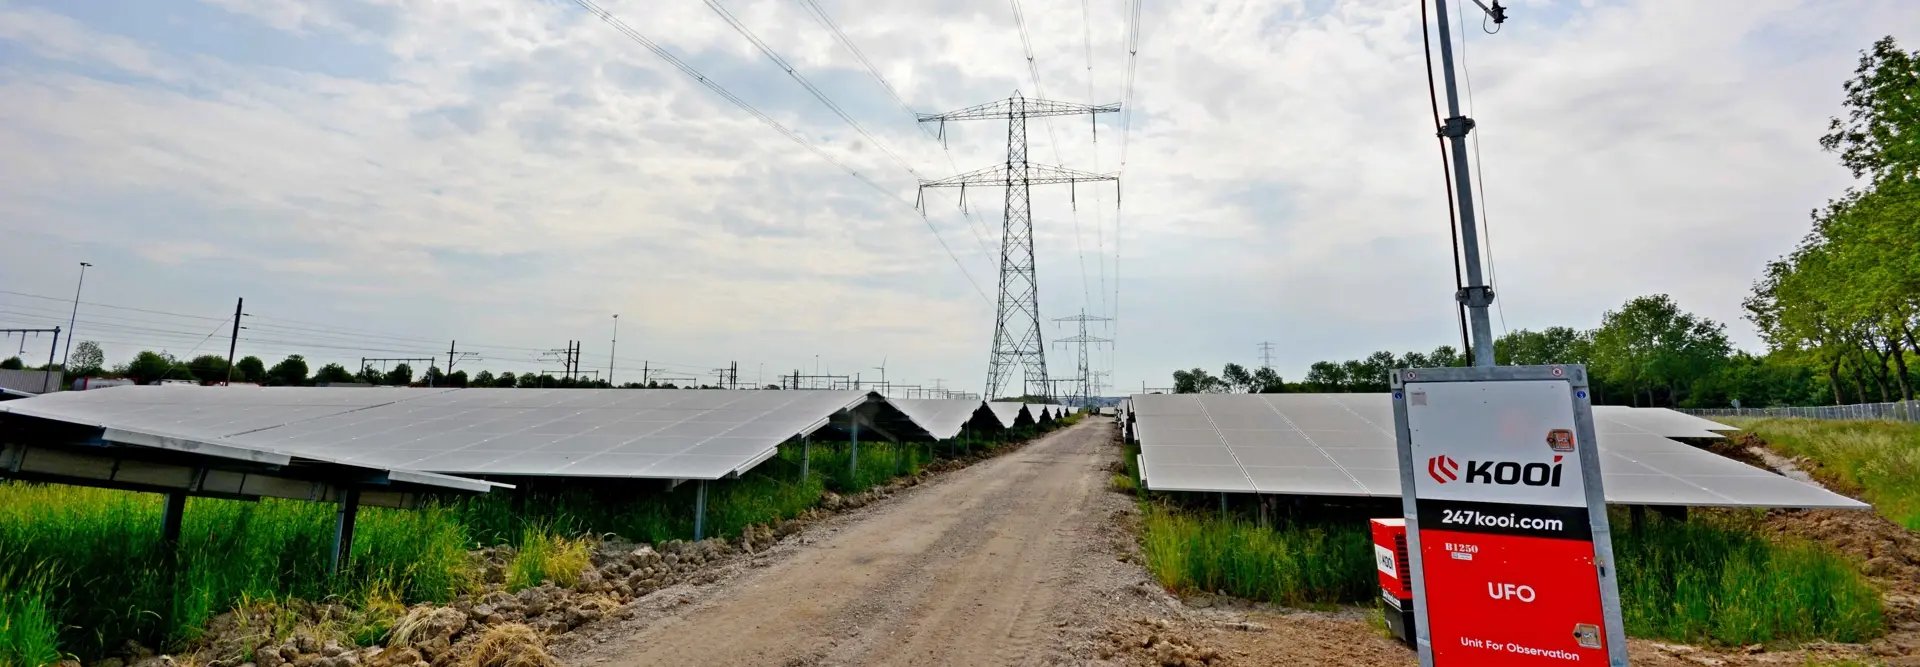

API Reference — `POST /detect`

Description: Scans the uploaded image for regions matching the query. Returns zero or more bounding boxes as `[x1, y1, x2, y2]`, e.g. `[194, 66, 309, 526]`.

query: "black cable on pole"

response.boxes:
[1423, 0, 1472, 363]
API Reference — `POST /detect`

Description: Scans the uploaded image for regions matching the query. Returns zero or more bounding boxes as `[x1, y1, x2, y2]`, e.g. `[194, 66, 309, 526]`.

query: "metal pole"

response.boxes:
[60, 262, 90, 371]
[1432, 0, 1496, 367]
[609, 314, 619, 385]
[849, 421, 860, 484]
[693, 480, 709, 540]
[225, 298, 243, 384]
[43, 328, 59, 393]
[160, 491, 187, 548]
[800, 435, 811, 481]
[330, 487, 361, 574]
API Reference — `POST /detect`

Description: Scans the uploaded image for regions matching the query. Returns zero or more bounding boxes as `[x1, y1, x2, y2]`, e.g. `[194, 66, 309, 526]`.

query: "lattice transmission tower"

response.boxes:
[1052, 310, 1112, 410]
[917, 93, 1118, 400]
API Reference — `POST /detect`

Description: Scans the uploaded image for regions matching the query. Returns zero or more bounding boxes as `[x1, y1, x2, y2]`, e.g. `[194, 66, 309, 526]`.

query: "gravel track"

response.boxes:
[563, 419, 1130, 666]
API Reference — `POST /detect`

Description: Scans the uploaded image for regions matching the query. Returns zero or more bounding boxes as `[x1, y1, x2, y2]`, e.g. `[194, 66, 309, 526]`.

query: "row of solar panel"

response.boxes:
[1125, 393, 1865, 510]
[0, 388, 1071, 486]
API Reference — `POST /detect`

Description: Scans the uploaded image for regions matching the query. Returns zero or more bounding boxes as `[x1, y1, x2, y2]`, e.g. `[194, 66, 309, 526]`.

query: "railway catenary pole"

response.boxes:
[225, 298, 244, 384]
[1431, 0, 1506, 367]
[60, 262, 90, 372]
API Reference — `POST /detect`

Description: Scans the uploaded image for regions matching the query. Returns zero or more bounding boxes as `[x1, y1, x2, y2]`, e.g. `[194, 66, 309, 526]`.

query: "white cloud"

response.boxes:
[0, 0, 1914, 394]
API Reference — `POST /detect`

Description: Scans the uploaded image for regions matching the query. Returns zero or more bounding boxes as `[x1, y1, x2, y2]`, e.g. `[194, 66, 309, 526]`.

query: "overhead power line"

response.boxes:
[793, 0, 1006, 262]
[1006, 0, 1097, 312]
[565, 0, 992, 305]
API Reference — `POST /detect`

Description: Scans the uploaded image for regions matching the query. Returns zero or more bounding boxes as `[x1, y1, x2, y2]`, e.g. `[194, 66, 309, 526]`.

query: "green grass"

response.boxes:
[0, 483, 472, 662]
[1614, 512, 1884, 646]
[1136, 504, 1884, 647]
[1138, 504, 1374, 606]
[0, 566, 65, 667]
[1722, 417, 1920, 530]
[505, 527, 592, 592]
[2, 431, 1006, 662]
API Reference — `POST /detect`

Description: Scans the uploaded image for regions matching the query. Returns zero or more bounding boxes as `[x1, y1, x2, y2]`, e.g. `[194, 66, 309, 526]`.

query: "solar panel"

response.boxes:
[986, 402, 1032, 429]
[3, 387, 875, 481]
[1129, 393, 1862, 509]
[888, 398, 990, 440]
[0, 387, 496, 492]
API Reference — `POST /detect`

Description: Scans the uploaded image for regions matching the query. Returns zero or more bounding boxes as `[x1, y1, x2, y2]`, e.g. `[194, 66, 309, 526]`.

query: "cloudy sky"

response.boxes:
[0, 0, 1914, 395]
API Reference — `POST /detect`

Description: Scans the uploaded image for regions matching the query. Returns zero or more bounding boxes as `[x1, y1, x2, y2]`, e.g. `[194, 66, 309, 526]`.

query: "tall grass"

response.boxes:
[0, 483, 472, 661]
[505, 527, 593, 592]
[1138, 504, 1373, 606]
[0, 566, 64, 667]
[1137, 504, 1884, 646]
[1722, 417, 1920, 530]
[1614, 513, 1884, 645]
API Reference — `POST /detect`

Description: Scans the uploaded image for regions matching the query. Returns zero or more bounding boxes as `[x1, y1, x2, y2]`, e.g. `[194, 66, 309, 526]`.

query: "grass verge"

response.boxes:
[1135, 503, 1884, 646]
[0, 483, 472, 661]
[1138, 504, 1373, 606]
[1614, 512, 1884, 645]
[1721, 417, 1920, 530]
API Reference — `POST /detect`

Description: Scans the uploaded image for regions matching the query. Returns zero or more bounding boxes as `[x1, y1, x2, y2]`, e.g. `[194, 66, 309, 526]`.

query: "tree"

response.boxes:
[1221, 363, 1253, 393]
[355, 364, 383, 384]
[1495, 328, 1593, 366]
[0, 357, 21, 370]
[494, 372, 518, 388]
[235, 356, 267, 383]
[68, 341, 105, 376]
[187, 355, 229, 385]
[448, 370, 469, 388]
[383, 363, 414, 386]
[314, 363, 355, 384]
[120, 351, 184, 384]
[268, 355, 310, 386]
[1251, 367, 1285, 393]
[1821, 37, 1920, 184]
[423, 366, 446, 387]
[474, 370, 496, 387]
[1590, 295, 1732, 407]
[1172, 368, 1225, 393]
[1304, 361, 1350, 391]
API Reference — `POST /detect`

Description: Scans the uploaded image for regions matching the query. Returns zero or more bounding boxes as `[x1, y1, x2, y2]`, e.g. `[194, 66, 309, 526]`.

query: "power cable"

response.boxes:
[792, 0, 1008, 272]
[1422, 0, 1472, 360]
[0, 289, 229, 322]
[567, 0, 991, 305]
[1454, 0, 1507, 338]
[1007, 0, 1097, 312]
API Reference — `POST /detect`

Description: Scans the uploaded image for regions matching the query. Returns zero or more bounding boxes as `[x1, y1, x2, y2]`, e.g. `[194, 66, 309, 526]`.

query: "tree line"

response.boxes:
[1167, 37, 1920, 409]
[0, 343, 730, 390]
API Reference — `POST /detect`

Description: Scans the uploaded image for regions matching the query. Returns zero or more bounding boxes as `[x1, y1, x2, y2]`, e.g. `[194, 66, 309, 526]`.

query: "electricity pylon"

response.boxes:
[917, 93, 1119, 400]
[1052, 310, 1112, 410]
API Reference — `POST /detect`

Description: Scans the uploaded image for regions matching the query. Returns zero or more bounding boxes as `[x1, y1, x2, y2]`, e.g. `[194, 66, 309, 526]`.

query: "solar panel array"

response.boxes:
[986, 402, 1033, 429]
[4, 387, 874, 481]
[1129, 393, 1863, 509]
[888, 398, 993, 440]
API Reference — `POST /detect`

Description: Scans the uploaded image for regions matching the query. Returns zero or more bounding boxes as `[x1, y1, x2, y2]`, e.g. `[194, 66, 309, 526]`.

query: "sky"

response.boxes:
[0, 0, 1915, 396]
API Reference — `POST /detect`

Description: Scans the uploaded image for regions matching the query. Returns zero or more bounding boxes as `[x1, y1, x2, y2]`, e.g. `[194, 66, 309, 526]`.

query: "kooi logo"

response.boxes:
[1427, 455, 1565, 487]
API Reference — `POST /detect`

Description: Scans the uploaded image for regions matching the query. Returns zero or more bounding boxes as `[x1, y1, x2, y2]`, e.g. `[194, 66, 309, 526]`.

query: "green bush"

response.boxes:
[1723, 417, 1920, 530]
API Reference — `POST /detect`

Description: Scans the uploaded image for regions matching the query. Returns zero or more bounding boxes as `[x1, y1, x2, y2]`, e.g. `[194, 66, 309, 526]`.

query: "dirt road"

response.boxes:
[564, 419, 1135, 666]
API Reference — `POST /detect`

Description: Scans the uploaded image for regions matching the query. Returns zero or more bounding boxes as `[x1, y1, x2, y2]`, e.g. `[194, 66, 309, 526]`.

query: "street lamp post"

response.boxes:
[609, 314, 619, 386]
[60, 262, 91, 371]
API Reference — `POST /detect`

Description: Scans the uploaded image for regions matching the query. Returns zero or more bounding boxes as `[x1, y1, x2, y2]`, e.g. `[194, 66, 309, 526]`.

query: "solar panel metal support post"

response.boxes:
[800, 434, 811, 481]
[917, 94, 1120, 400]
[694, 480, 709, 540]
[330, 486, 362, 574]
[849, 421, 860, 482]
[1430, 0, 1507, 367]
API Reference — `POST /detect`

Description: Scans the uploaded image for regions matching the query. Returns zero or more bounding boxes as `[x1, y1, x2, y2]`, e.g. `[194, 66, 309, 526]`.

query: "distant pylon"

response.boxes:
[1052, 310, 1112, 410]
[918, 93, 1119, 400]
[1258, 341, 1276, 370]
